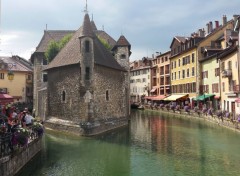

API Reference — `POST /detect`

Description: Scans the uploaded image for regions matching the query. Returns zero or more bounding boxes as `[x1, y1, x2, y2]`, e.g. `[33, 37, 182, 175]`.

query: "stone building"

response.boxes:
[31, 30, 75, 120]
[44, 12, 131, 135]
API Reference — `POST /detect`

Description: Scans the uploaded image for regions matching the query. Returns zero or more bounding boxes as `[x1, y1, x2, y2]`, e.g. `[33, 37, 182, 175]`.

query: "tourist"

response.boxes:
[25, 111, 34, 126]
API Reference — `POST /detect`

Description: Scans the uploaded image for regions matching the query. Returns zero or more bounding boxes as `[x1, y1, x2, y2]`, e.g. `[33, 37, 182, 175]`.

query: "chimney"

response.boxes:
[233, 14, 238, 22]
[198, 29, 205, 37]
[206, 23, 210, 34]
[215, 21, 219, 29]
[209, 21, 213, 32]
[222, 15, 227, 25]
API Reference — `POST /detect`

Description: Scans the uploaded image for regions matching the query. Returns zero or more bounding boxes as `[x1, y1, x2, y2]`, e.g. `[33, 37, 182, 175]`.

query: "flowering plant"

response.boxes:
[184, 106, 190, 112]
[12, 128, 29, 146]
[32, 122, 44, 136]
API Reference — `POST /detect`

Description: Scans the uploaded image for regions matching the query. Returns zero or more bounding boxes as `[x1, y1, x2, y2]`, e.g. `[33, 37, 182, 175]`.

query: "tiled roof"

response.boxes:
[0, 56, 32, 72]
[35, 30, 75, 53]
[175, 36, 187, 43]
[46, 13, 126, 71]
[217, 45, 238, 59]
[116, 35, 131, 47]
[91, 20, 97, 31]
[79, 13, 94, 38]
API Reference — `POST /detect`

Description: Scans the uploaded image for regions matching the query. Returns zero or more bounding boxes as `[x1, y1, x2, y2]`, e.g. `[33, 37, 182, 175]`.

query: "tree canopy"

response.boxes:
[45, 34, 72, 63]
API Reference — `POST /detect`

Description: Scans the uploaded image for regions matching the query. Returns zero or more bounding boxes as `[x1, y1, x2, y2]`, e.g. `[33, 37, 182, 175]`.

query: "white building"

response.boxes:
[130, 57, 152, 103]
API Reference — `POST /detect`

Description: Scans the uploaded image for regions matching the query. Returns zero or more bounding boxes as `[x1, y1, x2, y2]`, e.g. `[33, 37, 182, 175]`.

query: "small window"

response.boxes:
[120, 54, 126, 59]
[85, 67, 90, 80]
[62, 90, 66, 102]
[85, 40, 90, 52]
[42, 58, 48, 65]
[43, 73, 48, 82]
[106, 90, 109, 101]
[0, 73, 4, 79]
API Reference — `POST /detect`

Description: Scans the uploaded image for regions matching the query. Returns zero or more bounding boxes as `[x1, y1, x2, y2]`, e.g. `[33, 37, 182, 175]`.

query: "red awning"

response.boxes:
[144, 95, 165, 100]
[0, 93, 14, 105]
[235, 98, 240, 103]
[214, 96, 221, 99]
[152, 95, 166, 100]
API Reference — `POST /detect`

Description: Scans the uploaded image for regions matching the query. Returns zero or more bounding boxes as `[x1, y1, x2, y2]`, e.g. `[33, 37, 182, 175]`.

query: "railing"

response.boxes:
[0, 126, 42, 158]
[0, 132, 12, 157]
[222, 69, 232, 78]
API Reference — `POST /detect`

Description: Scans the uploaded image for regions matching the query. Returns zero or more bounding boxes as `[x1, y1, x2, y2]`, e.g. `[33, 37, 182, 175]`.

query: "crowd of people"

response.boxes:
[0, 103, 35, 134]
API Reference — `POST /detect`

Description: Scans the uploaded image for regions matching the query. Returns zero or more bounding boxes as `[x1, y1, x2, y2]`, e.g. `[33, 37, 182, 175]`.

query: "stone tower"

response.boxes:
[112, 35, 131, 70]
[112, 35, 131, 116]
[79, 13, 94, 90]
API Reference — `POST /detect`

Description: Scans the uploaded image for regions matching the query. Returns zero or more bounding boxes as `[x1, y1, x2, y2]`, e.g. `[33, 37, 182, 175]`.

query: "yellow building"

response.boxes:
[169, 35, 202, 106]
[0, 56, 33, 103]
[218, 45, 239, 117]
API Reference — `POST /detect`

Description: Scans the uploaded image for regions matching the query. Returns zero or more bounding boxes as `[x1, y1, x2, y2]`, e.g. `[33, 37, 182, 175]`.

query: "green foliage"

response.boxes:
[98, 36, 112, 50]
[45, 34, 72, 63]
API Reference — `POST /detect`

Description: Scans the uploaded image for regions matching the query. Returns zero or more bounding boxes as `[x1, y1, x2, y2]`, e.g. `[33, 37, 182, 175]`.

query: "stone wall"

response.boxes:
[0, 138, 42, 176]
[93, 65, 128, 119]
[32, 53, 47, 117]
[47, 64, 82, 123]
[37, 88, 47, 121]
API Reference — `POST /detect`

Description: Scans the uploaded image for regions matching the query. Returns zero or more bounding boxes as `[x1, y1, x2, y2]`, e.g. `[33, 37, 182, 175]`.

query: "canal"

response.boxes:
[17, 110, 240, 176]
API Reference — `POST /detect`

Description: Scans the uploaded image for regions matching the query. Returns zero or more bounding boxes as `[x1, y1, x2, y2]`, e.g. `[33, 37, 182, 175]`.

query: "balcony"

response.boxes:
[26, 79, 33, 84]
[222, 69, 232, 78]
[26, 92, 33, 96]
[233, 85, 240, 93]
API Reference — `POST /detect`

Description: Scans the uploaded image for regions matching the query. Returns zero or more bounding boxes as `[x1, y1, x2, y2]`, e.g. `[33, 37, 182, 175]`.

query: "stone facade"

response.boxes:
[47, 65, 82, 122]
[0, 138, 42, 176]
[93, 65, 128, 119]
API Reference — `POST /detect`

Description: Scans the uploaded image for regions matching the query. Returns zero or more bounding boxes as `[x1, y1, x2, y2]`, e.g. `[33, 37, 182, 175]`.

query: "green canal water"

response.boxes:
[17, 110, 240, 176]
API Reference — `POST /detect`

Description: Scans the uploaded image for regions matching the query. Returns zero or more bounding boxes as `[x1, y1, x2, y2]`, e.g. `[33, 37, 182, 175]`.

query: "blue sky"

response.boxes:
[0, 0, 240, 61]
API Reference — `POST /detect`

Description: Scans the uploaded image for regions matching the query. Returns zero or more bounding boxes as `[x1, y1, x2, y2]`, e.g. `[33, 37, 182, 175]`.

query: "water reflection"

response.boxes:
[18, 110, 240, 176]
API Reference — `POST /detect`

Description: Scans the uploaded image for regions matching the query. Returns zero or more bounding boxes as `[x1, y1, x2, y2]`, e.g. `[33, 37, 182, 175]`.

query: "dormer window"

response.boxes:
[85, 40, 90, 52]
[120, 54, 126, 59]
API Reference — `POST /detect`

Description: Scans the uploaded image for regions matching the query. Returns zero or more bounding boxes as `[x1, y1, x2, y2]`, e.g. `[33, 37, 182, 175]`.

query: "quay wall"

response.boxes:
[0, 138, 42, 176]
[144, 107, 240, 132]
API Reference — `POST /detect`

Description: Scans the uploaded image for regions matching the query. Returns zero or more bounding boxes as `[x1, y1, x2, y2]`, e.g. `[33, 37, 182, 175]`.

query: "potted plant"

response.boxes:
[13, 128, 29, 146]
[32, 122, 44, 136]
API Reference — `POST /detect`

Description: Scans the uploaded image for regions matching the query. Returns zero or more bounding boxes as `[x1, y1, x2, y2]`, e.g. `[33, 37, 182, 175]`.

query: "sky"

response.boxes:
[0, 0, 240, 61]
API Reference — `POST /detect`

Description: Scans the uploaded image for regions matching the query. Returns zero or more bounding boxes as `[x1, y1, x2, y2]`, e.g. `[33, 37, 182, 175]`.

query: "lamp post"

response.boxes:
[0, 59, 14, 80]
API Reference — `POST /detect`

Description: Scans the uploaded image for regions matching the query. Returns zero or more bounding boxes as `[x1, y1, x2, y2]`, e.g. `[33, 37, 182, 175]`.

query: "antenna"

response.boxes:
[84, 0, 88, 13]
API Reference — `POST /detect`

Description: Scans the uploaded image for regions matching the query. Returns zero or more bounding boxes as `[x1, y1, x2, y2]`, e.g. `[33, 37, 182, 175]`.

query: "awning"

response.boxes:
[151, 95, 166, 100]
[0, 93, 14, 105]
[235, 98, 240, 103]
[214, 95, 220, 99]
[150, 88, 156, 93]
[194, 94, 215, 101]
[163, 94, 188, 101]
[144, 95, 165, 100]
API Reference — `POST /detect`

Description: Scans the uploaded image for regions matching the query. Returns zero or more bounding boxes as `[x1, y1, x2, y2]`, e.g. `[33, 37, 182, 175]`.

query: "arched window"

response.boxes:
[62, 90, 66, 102]
[106, 90, 109, 101]
[85, 40, 90, 53]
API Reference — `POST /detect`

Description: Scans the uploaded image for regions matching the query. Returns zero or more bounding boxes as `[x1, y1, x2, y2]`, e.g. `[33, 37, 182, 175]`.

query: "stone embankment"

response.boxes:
[144, 106, 240, 132]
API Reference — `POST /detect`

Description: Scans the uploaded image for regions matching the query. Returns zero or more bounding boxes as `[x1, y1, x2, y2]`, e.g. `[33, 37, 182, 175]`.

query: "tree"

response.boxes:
[97, 36, 112, 51]
[45, 34, 72, 63]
